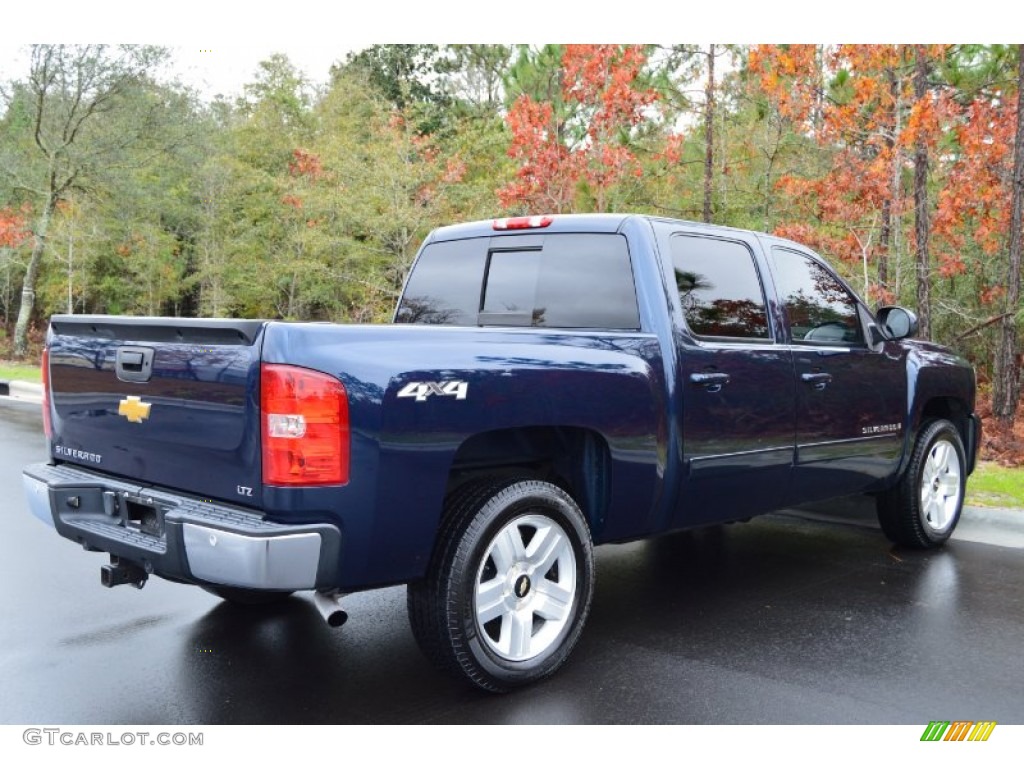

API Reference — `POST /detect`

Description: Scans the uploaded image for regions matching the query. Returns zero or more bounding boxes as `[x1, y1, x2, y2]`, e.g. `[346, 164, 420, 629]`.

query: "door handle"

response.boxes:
[801, 372, 833, 390]
[690, 372, 731, 393]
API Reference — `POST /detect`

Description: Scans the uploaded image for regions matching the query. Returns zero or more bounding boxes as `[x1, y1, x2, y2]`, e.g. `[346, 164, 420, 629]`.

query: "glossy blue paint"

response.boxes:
[46, 319, 264, 508]
[259, 323, 667, 586]
[35, 214, 980, 593]
[649, 222, 797, 526]
[899, 338, 979, 477]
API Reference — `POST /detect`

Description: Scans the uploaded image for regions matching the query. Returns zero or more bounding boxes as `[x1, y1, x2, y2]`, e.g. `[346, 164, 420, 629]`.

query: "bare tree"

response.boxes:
[0, 44, 166, 357]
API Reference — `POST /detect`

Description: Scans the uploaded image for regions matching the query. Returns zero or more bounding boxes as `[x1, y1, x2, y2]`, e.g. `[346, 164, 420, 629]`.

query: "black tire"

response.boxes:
[877, 418, 966, 549]
[407, 478, 595, 692]
[201, 585, 295, 606]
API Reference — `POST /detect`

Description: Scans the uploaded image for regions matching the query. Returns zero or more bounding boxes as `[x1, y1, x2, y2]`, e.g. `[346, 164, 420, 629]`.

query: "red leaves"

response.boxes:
[442, 157, 466, 185]
[562, 44, 657, 135]
[0, 206, 31, 248]
[760, 44, 974, 299]
[901, 91, 956, 151]
[980, 284, 1007, 305]
[748, 45, 821, 126]
[775, 147, 897, 266]
[655, 133, 685, 165]
[935, 93, 1019, 265]
[773, 222, 826, 252]
[937, 254, 967, 278]
[499, 45, 656, 212]
[498, 94, 574, 212]
[866, 284, 897, 305]
[288, 148, 324, 179]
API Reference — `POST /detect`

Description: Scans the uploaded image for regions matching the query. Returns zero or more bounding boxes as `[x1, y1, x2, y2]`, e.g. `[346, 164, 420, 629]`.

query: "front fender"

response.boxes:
[897, 340, 978, 480]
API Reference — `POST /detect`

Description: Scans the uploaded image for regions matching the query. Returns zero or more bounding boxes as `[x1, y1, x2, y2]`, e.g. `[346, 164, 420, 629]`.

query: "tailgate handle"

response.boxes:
[116, 346, 154, 383]
[120, 351, 144, 369]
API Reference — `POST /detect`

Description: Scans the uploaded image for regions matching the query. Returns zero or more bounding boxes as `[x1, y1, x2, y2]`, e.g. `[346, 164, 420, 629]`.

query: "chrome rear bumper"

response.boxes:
[23, 463, 341, 591]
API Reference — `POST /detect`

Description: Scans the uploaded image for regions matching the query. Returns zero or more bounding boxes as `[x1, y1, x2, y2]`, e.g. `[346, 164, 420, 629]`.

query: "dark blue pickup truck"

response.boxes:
[23, 213, 980, 691]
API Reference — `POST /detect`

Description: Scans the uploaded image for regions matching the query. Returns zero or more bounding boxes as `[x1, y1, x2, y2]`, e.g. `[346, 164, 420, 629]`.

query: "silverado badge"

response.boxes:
[118, 395, 152, 423]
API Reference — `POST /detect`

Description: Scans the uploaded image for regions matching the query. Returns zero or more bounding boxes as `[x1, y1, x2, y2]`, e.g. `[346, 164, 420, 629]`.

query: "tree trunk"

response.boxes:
[703, 44, 715, 224]
[992, 45, 1024, 431]
[810, 45, 825, 131]
[878, 67, 900, 295]
[913, 47, 932, 340]
[761, 117, 783, 230]
[66, 207, 74, 314]
[13, 196, 56, 359]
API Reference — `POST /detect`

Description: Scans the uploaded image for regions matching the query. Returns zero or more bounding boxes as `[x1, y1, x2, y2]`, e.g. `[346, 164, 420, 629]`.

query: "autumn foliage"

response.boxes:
[499, 45, 657, 213]
[748, 44, 822, 127]
[934, 93, 1019, 283]
[288, 148, 324, 180]
[749, 45, 966, 303]
[1, 43, 1021, 449]
[0, 206, 30, 248]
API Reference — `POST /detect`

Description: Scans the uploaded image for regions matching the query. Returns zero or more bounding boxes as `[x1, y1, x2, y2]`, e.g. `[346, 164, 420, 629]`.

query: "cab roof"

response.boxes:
[426, 213, 793, 247]
[427, 214, 634, 243]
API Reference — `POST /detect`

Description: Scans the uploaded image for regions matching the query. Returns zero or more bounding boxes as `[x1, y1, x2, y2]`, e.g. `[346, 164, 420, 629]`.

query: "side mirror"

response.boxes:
[876, 306, 918, 340]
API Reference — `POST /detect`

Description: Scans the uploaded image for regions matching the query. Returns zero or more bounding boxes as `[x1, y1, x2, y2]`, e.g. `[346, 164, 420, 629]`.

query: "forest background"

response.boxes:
[1, 42, 1022, 461]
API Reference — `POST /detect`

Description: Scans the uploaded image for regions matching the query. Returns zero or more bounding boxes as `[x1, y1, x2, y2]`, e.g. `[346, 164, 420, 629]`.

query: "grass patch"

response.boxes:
[0, 361, 42, 383]
[966, 461, 1024, 509]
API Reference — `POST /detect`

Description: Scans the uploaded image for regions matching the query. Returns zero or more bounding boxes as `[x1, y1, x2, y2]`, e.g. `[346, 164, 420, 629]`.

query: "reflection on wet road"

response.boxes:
[2, 400, 1021, 724]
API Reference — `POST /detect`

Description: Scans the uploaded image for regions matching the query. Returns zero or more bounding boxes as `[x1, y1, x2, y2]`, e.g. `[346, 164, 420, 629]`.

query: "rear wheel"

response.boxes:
[877, 419, 966, 549]
[407, 478, 594, 692]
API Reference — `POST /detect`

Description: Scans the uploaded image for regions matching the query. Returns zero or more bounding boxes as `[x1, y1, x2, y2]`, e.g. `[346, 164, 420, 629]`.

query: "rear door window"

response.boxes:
[670, 234, 772, 340]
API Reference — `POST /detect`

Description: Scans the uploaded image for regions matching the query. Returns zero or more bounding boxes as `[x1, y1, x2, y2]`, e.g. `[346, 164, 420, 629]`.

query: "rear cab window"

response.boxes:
[396, 234, 640, 331]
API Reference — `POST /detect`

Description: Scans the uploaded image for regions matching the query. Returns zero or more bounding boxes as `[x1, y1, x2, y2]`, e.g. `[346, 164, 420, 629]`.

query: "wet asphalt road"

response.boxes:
[1, 398, 1022, 725]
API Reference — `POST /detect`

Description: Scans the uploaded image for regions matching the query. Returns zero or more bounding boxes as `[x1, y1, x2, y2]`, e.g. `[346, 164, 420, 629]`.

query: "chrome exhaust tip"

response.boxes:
[312, 590, 348, 628]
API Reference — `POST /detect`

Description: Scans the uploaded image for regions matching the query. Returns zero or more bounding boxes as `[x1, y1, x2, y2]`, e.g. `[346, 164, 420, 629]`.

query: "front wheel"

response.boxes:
[877, 419, 966, 549]
[407, 479, 595, 692]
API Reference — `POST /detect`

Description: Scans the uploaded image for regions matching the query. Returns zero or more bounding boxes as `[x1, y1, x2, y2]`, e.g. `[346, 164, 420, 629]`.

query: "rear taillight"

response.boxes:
[493, 215, 554, 230]
[41, 349, 52, 439]
[261, 363, 349, 486]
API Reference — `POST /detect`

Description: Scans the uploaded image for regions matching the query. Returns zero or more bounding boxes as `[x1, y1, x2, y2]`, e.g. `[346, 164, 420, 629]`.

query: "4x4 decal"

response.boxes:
[397, 380, 469, 402]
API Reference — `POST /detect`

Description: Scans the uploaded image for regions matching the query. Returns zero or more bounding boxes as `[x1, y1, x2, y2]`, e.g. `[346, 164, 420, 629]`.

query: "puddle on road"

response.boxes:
[58, 614, 173, 647]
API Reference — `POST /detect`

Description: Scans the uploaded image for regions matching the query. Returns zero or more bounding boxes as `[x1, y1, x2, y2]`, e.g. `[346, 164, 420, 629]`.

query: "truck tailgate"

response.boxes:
[46, 316, 266, 508]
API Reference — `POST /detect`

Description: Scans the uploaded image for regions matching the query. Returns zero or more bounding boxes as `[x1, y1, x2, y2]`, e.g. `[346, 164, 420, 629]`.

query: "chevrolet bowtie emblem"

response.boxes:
[118, 396, 152, 423]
